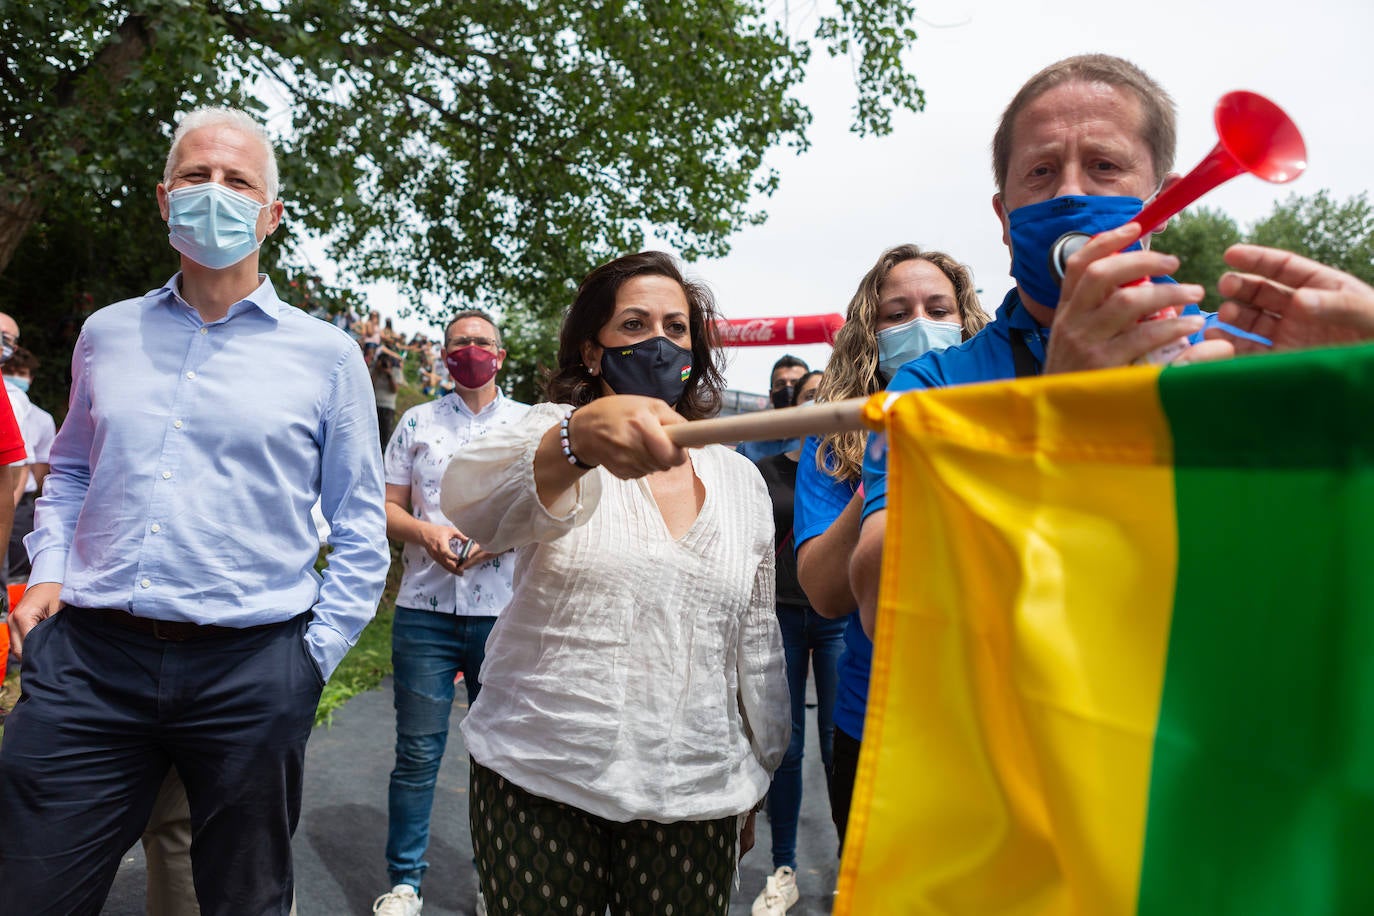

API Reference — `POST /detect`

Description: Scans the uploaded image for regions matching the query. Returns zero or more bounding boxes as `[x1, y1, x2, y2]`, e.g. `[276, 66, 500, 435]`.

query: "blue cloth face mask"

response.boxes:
[166, 183, 268, 270]
[876, 316, 963, 382]
[1007, 195, 1144, 309]
[598, 336, 693, 407]
[7, 376, 30, 393]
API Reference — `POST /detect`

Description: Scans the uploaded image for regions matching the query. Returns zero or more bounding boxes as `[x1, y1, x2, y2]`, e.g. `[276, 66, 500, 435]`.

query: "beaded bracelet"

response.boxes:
[559, 406, 595, 470]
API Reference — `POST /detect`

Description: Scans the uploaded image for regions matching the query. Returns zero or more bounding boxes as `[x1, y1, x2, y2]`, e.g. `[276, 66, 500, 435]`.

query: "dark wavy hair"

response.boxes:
[544, 251, 726, 421]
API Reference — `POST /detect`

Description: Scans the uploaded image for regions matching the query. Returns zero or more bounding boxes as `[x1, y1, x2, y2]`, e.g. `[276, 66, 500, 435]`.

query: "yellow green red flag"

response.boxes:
[836, 345, 1374, 915]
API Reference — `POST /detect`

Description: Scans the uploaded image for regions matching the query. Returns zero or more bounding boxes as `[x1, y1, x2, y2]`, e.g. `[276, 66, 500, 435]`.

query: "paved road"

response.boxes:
[104, 677, 839, 915]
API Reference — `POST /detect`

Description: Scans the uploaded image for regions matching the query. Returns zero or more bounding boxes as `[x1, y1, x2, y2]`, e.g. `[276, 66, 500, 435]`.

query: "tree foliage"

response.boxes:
[1, 1, 927, 396]
[1152, 190, 1374, 312]
[1152, 206, 1242, 311]
[1247, 190, 1374, 285]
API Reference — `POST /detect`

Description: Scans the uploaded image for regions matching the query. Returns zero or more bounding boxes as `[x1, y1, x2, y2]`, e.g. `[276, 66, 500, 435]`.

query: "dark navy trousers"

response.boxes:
[0, 607, 323, 915]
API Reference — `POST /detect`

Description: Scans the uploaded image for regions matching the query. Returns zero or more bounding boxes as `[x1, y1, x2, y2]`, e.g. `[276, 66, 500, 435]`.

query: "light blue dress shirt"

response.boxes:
[26, 274, 390, 679]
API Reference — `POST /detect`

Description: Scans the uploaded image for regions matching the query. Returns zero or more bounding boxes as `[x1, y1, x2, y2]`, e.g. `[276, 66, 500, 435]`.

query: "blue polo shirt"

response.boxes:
[793, 434, 872, 740]
[861, 288, 1210, 518]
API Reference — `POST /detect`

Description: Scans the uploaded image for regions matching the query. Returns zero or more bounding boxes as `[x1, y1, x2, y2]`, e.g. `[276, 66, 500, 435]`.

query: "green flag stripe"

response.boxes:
[1138, 346, 1374, 914]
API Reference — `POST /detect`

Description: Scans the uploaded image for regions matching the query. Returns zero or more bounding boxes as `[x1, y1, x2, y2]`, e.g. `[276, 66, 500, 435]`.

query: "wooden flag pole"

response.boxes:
[664, 395, 888, 449]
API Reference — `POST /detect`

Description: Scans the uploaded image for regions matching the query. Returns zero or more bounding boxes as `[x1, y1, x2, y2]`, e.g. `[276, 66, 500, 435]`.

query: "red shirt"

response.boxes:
[0, 381, 28, 465]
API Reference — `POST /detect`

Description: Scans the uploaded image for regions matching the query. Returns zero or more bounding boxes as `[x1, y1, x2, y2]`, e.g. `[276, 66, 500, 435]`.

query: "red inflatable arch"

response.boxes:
[717, 314, 844, 347]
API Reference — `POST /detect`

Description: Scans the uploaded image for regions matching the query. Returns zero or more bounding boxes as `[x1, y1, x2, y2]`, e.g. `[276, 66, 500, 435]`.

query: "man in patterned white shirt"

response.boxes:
[373, 309, 529, 916]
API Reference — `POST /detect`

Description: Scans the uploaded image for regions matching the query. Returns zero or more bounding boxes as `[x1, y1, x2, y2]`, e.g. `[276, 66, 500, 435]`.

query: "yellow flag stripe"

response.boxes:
[838, 366, 1178, 915]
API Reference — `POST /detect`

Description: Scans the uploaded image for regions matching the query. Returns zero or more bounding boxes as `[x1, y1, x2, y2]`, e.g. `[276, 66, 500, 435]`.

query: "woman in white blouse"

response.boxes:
[440, 250, 788, 915]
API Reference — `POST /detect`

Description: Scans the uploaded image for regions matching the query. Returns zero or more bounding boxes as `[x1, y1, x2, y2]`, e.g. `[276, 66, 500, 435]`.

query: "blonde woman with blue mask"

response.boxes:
[789, 245, 988, 875]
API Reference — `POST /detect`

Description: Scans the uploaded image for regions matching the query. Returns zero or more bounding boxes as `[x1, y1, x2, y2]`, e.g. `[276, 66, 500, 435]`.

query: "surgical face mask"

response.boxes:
[598, 336, 692, 407]
[6, 376, 30, 393]
[166, 183, 268, 270]
[876, 316, 962, 382]
[444, 345, 499, 390]
[1007, 195, 1143, 309]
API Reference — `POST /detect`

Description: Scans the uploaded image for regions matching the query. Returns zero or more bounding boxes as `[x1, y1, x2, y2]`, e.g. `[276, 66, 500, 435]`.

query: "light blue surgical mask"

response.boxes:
[876, 316, 962, 382]
[166, 183, 268, 270]
[6, 376, 30, 393]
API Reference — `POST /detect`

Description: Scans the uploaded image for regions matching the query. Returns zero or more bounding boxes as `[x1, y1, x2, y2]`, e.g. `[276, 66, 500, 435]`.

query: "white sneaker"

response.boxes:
[475, 866, 489, 916]
[373, 884, 423, 916]
[751, 866, 800, 915]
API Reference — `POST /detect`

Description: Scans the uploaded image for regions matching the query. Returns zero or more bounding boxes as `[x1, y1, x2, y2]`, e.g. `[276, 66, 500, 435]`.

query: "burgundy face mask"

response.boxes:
[444, 346, 499, 389]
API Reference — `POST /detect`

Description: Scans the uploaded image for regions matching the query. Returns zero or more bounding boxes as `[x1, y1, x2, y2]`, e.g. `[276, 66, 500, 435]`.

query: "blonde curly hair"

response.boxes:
[814, 244, 989, 482]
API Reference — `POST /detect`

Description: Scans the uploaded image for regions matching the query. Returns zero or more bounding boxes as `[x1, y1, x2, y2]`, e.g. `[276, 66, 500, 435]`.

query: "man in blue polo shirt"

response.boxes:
[851, 54, 1236, 629]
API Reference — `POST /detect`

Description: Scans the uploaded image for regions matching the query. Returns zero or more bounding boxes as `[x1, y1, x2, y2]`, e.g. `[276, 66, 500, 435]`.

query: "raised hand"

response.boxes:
[1045, 222, 1216, 372]
[1208, 243, 1374, 354]
[563, 395, 689, 479]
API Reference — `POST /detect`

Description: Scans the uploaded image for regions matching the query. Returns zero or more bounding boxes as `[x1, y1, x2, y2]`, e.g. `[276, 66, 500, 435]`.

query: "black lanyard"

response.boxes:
[1010, 307, 1043, 379]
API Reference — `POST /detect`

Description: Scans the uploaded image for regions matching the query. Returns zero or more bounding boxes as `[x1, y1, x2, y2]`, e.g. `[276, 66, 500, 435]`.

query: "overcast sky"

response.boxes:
[376, 0, 1373, 394]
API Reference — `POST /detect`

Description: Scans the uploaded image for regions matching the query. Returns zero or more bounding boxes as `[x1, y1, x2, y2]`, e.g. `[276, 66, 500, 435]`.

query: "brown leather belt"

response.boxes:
[69, 606, 284, 642]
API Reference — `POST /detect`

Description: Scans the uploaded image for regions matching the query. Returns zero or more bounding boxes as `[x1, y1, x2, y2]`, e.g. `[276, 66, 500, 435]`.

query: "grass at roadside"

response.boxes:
[311, 374, 430, 726]
[316, 602, 393, 727]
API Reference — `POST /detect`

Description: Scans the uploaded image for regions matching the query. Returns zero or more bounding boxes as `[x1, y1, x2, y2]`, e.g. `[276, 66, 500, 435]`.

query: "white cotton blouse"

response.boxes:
[440, 402, 789, 823]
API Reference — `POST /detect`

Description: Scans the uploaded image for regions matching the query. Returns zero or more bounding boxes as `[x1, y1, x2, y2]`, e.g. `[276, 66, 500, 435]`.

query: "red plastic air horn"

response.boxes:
[1050, 90, 1307, 278]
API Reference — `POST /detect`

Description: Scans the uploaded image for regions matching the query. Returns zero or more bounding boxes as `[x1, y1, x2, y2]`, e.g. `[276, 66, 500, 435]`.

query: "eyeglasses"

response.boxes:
[447, 336, 497, 350]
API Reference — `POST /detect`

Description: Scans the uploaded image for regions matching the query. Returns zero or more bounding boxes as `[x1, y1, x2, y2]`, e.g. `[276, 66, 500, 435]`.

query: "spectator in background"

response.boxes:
[0, 313, 27, 605]
[3, 346, 55, 583]
[384, 316, 411, 352]
[737, 354, 809, 462]
[372, 308, 529, 916]
[358, 310, 383, 364]
[749, 368, 844, 916]
[373, 348, 406, 449]
[433, 347, 455, 397]
[415, 338, 436, 383]
[794, 244, 988, 854]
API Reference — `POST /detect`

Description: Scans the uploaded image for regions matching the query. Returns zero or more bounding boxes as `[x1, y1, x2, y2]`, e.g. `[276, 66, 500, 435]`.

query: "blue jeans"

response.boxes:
[386, 607, 496, 890]
[765, 602, 845, 869]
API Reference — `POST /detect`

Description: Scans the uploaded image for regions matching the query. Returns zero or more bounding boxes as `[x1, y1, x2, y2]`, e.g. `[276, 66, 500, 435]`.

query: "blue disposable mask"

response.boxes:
[166, 183, 268, 270]
[598, 336, 693, 406]
[7, 376, 30, 393]
[1007, 195, 1143, 309]
[876, 316, 962, 382]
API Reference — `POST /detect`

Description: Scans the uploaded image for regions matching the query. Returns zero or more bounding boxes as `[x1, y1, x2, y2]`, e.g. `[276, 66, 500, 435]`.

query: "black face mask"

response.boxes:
[598, 336, 693, 406]
[770, 384, 794, 409]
